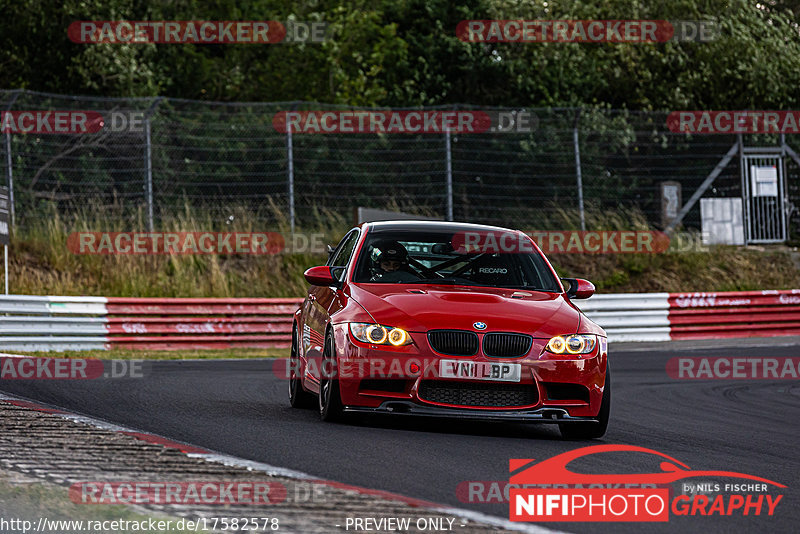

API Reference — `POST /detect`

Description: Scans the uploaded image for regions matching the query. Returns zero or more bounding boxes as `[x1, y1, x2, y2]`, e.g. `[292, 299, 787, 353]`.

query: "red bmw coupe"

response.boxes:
[289, 221, 609, 439]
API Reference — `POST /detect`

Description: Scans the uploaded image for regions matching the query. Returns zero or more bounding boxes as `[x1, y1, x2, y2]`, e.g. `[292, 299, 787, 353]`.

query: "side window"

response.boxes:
[327, 232, 348, 266]
[329, 230, 359, 280]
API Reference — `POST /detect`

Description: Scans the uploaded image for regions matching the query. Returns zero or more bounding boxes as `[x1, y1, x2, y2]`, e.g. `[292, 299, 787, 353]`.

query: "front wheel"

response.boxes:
[559, 364, 611, 440]
[289, 325, 315, 409]
[319, 331, 344, 422]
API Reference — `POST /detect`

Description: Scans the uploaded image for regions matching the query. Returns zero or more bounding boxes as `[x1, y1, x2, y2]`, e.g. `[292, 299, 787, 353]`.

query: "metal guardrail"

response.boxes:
[580, 290, 800, 342]
[578, 293, 671, 342]
[1, 290, 798, 351]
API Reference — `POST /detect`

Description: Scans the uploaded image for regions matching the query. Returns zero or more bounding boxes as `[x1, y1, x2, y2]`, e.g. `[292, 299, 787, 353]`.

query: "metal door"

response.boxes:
[741, 154, 787, 243]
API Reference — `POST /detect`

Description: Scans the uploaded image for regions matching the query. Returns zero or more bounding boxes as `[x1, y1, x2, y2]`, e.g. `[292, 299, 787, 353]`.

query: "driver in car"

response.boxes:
[370, 241, 417, 282]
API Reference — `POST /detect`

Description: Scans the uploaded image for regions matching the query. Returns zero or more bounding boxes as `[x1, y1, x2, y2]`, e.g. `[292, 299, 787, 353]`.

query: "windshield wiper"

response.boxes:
[408, 278, 501, 287]
[503, 286, 559, 292]
[408, 278, 464, 285]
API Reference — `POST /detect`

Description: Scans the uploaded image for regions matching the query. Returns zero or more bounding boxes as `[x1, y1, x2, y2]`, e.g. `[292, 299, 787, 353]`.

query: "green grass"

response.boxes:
[0, 470, 197, 534]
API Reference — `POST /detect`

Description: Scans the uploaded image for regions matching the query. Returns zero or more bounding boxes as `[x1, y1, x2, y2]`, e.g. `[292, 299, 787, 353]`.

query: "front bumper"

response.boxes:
[343, 401, 599, 423]
[330, 325, 608, 418]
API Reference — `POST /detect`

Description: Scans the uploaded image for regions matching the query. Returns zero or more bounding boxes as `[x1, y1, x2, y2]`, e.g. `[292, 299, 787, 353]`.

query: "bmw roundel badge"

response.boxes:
[473, 321, 487, 330]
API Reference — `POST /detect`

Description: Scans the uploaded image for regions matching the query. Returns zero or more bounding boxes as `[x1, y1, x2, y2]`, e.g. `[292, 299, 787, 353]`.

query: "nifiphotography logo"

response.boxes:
[509, 445, 784, 522]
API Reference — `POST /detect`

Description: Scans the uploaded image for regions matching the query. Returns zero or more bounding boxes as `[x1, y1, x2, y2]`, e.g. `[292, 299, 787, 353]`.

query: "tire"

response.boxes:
[559, 364, 611, 440]
[319, 331, 345, 422]
[288, 325, 315, 409]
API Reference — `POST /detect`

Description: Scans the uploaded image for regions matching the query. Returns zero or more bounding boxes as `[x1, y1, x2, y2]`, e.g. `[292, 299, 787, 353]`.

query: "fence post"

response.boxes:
[144, 97, 163, 232]
[144, 117, 154, 232]
[287, 123, 295, 234]
[445, 127, 453, 221]
[573, 109, 586, 231]
[4, 90, 21, 228]
[3, 134, 12, 229]
[738, 133, 747, 243]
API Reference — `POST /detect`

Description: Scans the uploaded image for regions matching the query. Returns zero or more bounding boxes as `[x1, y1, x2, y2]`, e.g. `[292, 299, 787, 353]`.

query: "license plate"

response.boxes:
[439, 360, 521, 382]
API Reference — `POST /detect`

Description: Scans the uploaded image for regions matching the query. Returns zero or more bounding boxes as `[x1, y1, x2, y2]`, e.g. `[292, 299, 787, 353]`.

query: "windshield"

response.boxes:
[353, 229, 561, 291]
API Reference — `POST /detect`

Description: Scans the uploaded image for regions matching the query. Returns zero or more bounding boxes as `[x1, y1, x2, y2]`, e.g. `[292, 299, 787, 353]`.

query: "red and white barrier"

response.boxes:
[0, 296, 302, 351]
[668, 290, 800, 339]
[2, 290, 799, 351]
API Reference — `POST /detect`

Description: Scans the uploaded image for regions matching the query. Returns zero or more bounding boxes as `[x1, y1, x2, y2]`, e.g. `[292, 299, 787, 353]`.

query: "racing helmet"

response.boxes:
[371, 240, 409, 269]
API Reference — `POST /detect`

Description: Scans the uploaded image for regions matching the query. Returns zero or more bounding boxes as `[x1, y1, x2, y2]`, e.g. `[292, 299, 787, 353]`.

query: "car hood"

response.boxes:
[348, 283, 581, 337]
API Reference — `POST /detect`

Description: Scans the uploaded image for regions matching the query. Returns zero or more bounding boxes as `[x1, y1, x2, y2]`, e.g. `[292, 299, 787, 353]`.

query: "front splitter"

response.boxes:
[343, 401, 598, 424]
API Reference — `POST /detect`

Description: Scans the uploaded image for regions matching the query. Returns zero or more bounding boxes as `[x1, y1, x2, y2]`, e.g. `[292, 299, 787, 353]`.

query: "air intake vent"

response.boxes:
[359, 379, 408, 393]
[483, 333, 533, 358]
[418, 381, 538, 407]
[543, 382, 591, 403]
[427, 330, 478, 356]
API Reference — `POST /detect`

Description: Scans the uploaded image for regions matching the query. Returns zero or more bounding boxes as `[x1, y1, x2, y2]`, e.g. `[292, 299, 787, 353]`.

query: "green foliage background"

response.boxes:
[3, 0, 800, 109]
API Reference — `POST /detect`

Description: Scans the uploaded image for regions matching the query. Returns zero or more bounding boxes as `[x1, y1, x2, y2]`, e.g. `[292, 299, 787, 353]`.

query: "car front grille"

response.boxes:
[482, 333, 533, 357]
[428, 330, 478, 356]
[418, 381, 538, 407]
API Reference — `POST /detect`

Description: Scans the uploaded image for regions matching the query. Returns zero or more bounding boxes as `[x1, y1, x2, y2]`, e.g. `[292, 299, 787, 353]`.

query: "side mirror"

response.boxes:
[304, 266, 337, 287]
[561, 278, 595, 299]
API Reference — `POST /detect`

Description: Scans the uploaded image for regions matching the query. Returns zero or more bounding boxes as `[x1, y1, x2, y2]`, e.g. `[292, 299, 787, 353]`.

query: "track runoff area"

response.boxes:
[0, 334, 797, 534]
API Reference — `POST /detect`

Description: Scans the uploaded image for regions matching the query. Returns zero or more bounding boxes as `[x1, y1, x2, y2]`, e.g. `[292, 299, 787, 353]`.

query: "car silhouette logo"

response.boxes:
[509, 444, 785, 487]
[473, 321, 487, 330]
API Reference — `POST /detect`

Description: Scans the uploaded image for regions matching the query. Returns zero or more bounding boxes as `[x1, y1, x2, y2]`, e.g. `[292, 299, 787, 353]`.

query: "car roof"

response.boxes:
[362, 220, 518, 234]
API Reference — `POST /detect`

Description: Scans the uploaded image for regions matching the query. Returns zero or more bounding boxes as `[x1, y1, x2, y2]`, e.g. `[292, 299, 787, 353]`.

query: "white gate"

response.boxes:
[741, 152, 787, 243]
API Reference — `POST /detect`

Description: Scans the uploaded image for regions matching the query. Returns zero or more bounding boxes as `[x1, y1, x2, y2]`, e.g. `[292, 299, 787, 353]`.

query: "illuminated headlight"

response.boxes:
[546, 334, 597, 355]
[349, 323, 413, 346]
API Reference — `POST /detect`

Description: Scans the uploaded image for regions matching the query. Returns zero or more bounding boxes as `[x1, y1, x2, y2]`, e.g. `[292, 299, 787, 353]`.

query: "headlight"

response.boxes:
[349, 323, 413, 346]
[546, 334, 597, 355]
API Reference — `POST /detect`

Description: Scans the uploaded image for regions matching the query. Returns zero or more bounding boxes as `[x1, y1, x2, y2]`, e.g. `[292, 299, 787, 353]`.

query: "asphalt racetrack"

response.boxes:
[1, 338, 798, 534]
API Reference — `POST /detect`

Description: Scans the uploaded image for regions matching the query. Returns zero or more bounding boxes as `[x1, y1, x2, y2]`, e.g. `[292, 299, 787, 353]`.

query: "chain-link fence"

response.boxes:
[3, 89, 799, 234]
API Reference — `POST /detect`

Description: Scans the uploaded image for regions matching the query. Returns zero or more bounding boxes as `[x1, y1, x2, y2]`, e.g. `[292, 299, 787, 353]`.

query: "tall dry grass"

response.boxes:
[11, 203, 348, 297]
[536, 206, 800, 292]
[7, 203, 800, 296]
